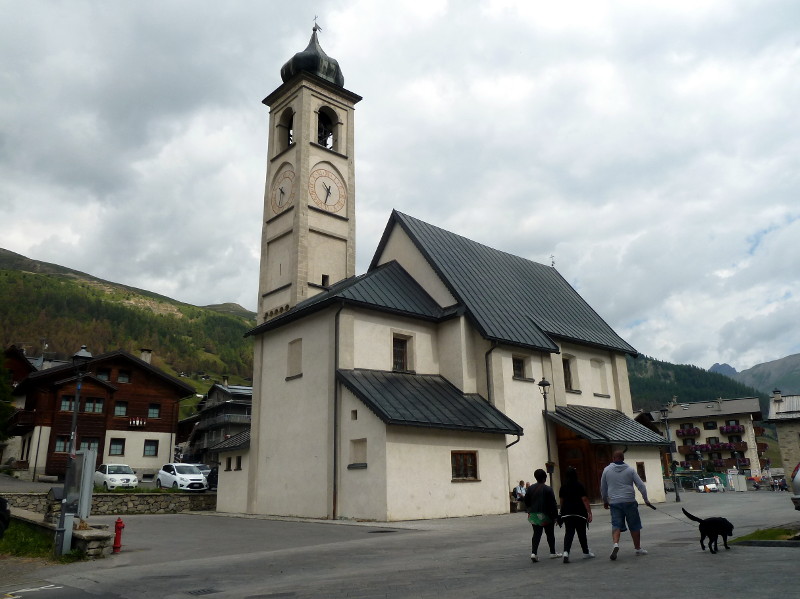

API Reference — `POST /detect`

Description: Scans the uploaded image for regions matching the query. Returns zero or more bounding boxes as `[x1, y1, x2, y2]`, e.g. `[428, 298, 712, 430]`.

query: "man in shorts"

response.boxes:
[600, 450, 653, 560]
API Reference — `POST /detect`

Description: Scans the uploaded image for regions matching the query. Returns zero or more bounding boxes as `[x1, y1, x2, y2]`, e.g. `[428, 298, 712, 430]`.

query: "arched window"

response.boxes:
[277, 108, 293, 153]
[317, 106, 338, 151]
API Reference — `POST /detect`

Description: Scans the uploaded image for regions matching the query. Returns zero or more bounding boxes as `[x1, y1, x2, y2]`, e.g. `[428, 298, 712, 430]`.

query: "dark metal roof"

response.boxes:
[280, 27, 344, 87]
[547, 405, 668, 446]
[337, 368, 523, 435]
[209, 429, 250, 452]
[370, 211, 637, 355]
[247, 261, 453, 337]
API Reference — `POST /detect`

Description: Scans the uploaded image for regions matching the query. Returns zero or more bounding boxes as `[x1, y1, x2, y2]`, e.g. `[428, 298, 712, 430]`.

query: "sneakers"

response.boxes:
[562, 551, 569, 563]
[549, 553, 562, 559]
[635, 548, 648, 556]
[583, 551, 595, 559]
[530, 553, 538, 563]
[610, 545, 619, 561]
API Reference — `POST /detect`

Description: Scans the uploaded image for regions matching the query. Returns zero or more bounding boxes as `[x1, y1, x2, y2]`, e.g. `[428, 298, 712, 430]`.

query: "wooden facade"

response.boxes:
[10, 349, 194, 478]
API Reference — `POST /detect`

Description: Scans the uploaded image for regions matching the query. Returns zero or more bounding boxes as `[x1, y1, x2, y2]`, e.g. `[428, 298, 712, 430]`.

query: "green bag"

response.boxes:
[527, 511, 552, 526]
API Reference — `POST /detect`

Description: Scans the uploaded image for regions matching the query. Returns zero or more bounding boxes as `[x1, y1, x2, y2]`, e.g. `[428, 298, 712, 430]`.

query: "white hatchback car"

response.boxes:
[790, 462, 800, 510]
[94, 464, 138, 490]
[155, 463, 208, 492]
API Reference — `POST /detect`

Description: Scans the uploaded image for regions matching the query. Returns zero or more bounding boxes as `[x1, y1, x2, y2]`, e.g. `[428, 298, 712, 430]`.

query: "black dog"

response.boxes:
[0, 497, 10, 540]
[682, 508, 733, 553]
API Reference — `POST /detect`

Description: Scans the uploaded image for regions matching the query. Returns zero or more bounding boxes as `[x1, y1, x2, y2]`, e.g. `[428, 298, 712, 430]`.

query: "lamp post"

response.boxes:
[659, 406, 681, 503]
[538, 378, 554, 486]
[55, 345, 92, 556]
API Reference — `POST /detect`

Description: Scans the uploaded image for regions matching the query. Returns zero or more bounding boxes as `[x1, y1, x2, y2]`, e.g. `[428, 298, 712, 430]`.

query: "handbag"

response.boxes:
[527, 511, 552, 526]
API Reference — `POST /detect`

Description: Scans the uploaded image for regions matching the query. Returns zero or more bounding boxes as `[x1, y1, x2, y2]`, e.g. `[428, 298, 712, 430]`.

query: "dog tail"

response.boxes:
[682, 508, 702, 523]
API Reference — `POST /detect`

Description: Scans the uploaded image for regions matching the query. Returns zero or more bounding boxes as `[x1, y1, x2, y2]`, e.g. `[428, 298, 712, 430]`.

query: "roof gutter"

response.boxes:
[332, 302, 345, 520]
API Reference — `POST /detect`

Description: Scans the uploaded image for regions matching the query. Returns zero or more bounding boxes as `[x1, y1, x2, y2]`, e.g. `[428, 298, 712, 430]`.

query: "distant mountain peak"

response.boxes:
[710, 363, 738, 377]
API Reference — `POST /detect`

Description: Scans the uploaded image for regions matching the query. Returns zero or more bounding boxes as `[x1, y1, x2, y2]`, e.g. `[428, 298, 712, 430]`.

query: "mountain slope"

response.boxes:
[0, 249, 255, 391]
[730, 354, 800, 396]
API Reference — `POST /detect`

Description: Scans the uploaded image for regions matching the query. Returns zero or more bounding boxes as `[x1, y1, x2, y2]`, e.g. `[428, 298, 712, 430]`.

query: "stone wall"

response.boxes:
[2, 492, 216, 515]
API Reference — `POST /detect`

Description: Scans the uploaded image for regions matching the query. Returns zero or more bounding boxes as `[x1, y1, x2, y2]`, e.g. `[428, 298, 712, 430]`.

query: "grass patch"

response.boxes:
[0, 520, 85, 562]
[732, 527, 799, 543]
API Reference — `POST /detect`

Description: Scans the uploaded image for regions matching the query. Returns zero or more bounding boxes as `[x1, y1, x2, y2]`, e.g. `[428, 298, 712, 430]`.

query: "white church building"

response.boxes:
[215, 28, 667, 521]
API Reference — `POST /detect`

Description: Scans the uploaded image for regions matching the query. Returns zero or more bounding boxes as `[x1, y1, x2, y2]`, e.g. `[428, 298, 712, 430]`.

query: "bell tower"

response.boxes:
[257, 26, 361, 323]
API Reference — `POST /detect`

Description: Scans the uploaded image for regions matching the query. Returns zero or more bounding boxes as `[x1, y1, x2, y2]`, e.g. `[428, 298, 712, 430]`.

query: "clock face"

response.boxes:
[271, 169, 295, 214]
[308, 168, 346, 213]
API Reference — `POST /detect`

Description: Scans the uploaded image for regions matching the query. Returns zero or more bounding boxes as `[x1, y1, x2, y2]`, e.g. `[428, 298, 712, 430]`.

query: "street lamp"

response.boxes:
[538, 378, 554, 486]
[55, 345, 92, 555]
[658, 406, 681, 503]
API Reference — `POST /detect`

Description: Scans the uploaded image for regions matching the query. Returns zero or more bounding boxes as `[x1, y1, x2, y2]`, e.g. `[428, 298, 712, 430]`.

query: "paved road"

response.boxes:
[1, 488, 798, 598]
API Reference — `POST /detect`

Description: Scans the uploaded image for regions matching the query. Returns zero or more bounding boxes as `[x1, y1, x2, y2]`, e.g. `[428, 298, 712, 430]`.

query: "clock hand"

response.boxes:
[323, 183, 332, 203]
[278, 187, 285, 205]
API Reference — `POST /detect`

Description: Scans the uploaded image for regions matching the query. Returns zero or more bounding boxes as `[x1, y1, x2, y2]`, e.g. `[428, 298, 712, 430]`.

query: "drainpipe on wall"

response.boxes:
[332, 302, 345, 520]
[484, 342, 498, 405]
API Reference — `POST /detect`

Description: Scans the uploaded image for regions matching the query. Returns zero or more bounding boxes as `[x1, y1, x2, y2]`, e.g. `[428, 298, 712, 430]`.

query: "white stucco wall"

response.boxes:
[614, 446, 667, 504]
[337, 388, 388, 521]
[23, 426, 51, 481]
[385, 427, 510, 521]
[352, 312, 439, 374]
[252, 309, 336, 518]
[102, 430, 173, 476]
[216, 449, 250, 514]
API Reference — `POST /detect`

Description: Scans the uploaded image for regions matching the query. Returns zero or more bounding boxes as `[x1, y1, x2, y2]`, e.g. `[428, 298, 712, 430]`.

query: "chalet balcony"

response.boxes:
[675, 427, 700, 437]
[8, 410, 35, 434]
[720, 424, 745, 434]
[195, 413, 252, 432]
[757, 442, 769, 453]
[753, 426, 765, 436]
[731, 441, 748, 451]
[678, 446, 697, 455]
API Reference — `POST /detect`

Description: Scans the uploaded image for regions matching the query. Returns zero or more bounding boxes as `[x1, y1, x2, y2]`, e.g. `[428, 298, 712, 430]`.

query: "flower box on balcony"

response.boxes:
[713, 459, 725, 467]
[721, 425, 744, 434]
[737, 458, 750, 466]
[679, 461, 689, 468]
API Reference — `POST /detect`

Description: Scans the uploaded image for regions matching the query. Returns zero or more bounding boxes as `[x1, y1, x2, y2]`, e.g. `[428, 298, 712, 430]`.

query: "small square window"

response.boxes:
[563, 357, 574, 391]
[118, 370, 131, 383]
[225, 457, 232, 471]
[148, 404, 161, 418]
[451, 451, 478, 480]
[636, 462, 647, 482]
[54, 435, 70, 453]
[109, 438, 125, 456]
[287, 338, 303, 379]
[84, 397, 104, 413]
[80, 437, 100, 451]
[144, 440, 159, 456]
[703, 421, 717, 430]
[60, 395, 75, 411]
[235, 456, 242, 471]
[114, 402, 128, 417]
[351, 410, 358, 420]
[96, 368, 111, 381]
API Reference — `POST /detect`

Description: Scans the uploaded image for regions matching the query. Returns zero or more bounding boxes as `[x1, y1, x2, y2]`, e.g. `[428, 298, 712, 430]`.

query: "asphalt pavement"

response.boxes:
[1, 483, 798, 598]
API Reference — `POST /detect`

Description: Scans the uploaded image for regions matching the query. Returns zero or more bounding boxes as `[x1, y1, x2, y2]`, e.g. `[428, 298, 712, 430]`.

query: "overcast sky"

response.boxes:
[2, 1, 799, 372]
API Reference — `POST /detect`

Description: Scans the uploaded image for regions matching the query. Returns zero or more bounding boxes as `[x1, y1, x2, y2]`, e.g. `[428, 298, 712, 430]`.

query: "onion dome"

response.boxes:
[280, 26, 344, 87]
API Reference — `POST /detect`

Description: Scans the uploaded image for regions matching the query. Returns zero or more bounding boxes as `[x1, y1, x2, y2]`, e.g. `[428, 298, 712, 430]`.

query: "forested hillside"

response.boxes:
[628, 354, 770, 416]
[0, 268, 254, 390]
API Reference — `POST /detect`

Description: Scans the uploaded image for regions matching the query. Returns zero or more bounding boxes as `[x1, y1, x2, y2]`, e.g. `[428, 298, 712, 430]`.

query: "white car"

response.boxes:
[696, 477, 720, 492]
[155, 463, 208, 492]
[791, 462, 800, 510]
[94, 464, 138, 490]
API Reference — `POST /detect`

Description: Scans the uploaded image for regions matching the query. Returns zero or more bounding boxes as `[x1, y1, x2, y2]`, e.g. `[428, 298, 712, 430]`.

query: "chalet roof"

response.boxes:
[247, 260, 454, 337]
[547, 405, 668, 446]
[337, 368, 523, 435]
[13, 348, 195, 396]
[648, 397, 762, 422]
[766, 394, 800, 422]
[207, 383, 253, 400]
[370, 211, 637, 355]
[210, 429, 250, 452]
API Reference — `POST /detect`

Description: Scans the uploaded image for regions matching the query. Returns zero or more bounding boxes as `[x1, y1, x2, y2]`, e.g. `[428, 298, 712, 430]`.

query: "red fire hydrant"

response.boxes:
[113, 517, 125, 554]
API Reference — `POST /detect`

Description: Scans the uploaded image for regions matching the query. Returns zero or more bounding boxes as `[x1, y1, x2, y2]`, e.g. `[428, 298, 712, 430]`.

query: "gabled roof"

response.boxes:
[649, 397, 762, 422]
[547, 405, 668, 446]
[210, 429, 250, 452]
[13, 348, 195, 396]
[370, 211, 637, 355]
[766, 395, 800, 422]
[337, 368, 523, 435]
[247, 260, 455, 337]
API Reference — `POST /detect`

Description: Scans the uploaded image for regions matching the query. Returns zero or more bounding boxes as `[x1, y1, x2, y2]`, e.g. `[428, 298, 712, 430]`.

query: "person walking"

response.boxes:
[524, 468, 561, 563]
[600, 450, 653, 560]
[558, 467, 595, 563]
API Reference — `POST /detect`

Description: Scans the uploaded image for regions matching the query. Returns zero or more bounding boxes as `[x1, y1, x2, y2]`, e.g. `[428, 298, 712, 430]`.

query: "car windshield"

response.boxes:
[196, 464, 210, 470]
[175, 465, 201, 474]
[108, 465, 134, 475]
[699, 478, 716, 485]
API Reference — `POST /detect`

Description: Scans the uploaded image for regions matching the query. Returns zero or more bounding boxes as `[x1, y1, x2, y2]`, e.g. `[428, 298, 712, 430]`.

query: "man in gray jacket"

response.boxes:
[600, 450, 654, 560]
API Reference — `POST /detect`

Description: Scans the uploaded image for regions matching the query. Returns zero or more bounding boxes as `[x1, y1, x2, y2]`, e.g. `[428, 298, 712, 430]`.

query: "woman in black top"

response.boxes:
[524, 468, 560, 562]
[558, 466, 595, 563]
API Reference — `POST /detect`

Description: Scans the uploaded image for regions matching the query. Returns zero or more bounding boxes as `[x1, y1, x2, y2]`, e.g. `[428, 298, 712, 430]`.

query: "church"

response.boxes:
[216, 28, 667, 521]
